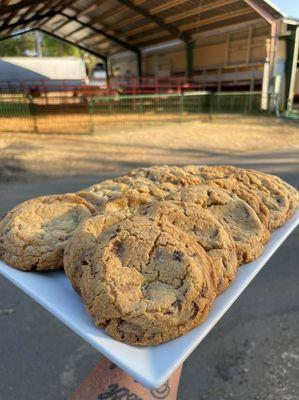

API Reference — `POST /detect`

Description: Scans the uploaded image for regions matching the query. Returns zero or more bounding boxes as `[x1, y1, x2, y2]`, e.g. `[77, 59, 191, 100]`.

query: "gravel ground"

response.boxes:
[0, 116, 298, 399]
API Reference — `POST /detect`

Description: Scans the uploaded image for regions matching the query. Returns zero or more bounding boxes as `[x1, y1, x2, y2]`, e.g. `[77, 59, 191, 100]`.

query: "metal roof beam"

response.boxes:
[0, 24, 107, 60]
[0, 11, 56, 34]
[64, 25, 86, 39]
[108, 0, 188, 30]
[166, 0, 240, 24]
[31, 0, 80, 29]
[0, 28, 36, 42]
[88, 0, 146, 26]
[180, 8, 255, 32]
[38, 28, 107, 60]
[0, 0, 41, 17]
[5, 1, 44, 34]
[116, 0, 191, 42]
[75, 0, 108, 18]
[58, 11, 140, 54]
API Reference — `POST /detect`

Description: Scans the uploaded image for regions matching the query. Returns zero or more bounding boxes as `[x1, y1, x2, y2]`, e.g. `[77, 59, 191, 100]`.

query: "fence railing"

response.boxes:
[0, 92, 262, 134]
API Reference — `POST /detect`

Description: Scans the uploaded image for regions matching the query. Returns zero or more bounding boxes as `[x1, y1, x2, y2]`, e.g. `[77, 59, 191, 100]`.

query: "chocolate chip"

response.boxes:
[112, 241, 124, 257]
[165, 310, 173, 315]
[171, 300, 182, 312]
[173, 251, 184, 261]
[212, 228, 219, 239]
[81, 249, 92, 266]
[190, 302, 199, 320]
[3, 227, 10, 235]
[31, 263, 38, 271]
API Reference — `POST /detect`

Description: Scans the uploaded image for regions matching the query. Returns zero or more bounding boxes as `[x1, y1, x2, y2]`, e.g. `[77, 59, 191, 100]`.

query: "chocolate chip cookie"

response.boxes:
[68, 213, 217, 345]
[139, 200, 238, 293]
[0, 194, 95, 271]
[185, 165, 292, 231]
[166, 185, 265, 264]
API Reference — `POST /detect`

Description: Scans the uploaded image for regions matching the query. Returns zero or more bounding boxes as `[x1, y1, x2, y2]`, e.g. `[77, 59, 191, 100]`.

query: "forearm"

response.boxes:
[70, 356, 182, 400]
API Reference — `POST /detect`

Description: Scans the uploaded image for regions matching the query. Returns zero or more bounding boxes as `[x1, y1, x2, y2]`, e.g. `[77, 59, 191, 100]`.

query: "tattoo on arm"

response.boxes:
[98, 384, 143, 399]
[150, 381, 170, 399]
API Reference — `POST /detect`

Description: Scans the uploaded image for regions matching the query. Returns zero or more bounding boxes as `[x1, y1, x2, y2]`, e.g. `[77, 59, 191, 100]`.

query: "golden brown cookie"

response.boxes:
[128, 165, 270, 240]
[78, 176, 171, 211]
[166, 185, 265, 264]
[129, 165, 201, 186]
[67, 213, 217, 345]
[183, 174, 270, 243]
[246, 169, 298, 221]
[64, 212, 126, 293]
[139, 200, 238, 293]
[186, 165, 291, 231]
[0, 194, 95, 271]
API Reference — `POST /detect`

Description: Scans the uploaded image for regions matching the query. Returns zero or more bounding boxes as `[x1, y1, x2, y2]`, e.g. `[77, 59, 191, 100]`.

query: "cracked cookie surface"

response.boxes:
[64, 212, 127, 293]
[139, 201, 238, 294]
[0, 194, 95, 271]
[166, 185, 265, 264]
[129, 165, 271, 239]
[65, 213, 217, 345]
[184, 165, 293, 230]
[78, 176, 173, 210]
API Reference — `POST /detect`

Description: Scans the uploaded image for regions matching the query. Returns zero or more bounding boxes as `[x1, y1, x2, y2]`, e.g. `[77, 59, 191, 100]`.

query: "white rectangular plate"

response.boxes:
[0, 210, 298, 389]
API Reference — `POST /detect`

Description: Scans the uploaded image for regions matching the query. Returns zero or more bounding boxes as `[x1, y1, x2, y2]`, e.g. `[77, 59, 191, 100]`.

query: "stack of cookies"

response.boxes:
[0, 165, 298, 345]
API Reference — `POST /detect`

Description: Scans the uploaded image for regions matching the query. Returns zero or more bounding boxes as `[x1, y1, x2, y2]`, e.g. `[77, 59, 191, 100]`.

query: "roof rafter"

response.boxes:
[165, 0, 240, 24]
[0, 24, 107, 59]
[122, 0, 242, 36]
[0, 27, 36, 42]
[38, 28, 107, 59]
[64, 25, 86, 39]
[75, 0, 108, 18]
[31, 0, 79, 29]
[180, 8, 256, 31]
[244, 0, 275, 23]
[86, 0, 147, 25]
[116, 0, 191, 42]
[0, 0, 41, 17]
[5, 1, 45, 34]
[0, 8, 19, 30]
[0, 11, 56, 35]
[109, 0, 191, 30]
[58, 11, 140, 54]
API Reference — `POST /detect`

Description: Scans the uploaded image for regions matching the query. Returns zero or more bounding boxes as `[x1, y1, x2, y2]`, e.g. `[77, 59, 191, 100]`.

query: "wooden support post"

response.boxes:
[246, 27, 252, 64]
[287, 26, 299, 111]
[224, 34, 230, 66]
[137, 51, 142, 80]
[104, 58, 110, 92]
[217, 68, 222, 92]
[186, 41, 194, 79]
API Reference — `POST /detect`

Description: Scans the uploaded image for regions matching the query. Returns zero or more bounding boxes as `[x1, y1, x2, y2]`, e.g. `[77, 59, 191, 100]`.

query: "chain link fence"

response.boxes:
[0, 92, 263, 134]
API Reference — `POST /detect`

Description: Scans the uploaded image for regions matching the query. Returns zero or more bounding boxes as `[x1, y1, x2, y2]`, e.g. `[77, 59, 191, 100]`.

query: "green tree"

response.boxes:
[0, 31, 36, 56]
[0, 31, 99, 75]
[41, 34, 83, 57]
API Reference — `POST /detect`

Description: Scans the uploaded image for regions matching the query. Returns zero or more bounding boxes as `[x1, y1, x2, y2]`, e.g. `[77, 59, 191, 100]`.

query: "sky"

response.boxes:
[266, 0, 299, 20]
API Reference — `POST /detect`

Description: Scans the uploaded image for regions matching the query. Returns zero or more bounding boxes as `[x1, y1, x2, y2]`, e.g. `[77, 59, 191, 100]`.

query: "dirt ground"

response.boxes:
[0, 115, 298, 400]
[1, 115, 299, 183]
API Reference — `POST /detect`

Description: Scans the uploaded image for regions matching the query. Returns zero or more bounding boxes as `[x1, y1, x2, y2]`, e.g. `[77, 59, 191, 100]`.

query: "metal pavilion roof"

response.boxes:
[0, 0, 297, 61]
